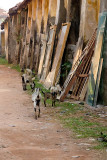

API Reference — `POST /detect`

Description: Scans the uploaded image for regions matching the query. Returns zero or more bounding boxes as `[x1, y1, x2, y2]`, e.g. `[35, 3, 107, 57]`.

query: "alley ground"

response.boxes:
[0, 65, 106, 160]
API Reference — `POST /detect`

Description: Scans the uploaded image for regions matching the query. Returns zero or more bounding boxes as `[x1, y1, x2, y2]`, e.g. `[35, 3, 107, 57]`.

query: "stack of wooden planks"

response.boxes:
[44, 22, 71, 88]
[86, 13, 107, 106]
[60, 28, 97, 102]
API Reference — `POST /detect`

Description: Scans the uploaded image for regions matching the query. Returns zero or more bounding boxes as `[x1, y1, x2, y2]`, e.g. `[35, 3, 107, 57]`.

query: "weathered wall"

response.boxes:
[29, 0, 37, 69]
[20, 9, 28, 68]
[98, 2, 107, 105]
[79, 0, 100, 42]
[41, 0, 49, 33]
[14, 14, 21, 64]
[48, 0, 57, 25]
[8, 15, 17, 63]
[36, 0, 42, 35]
[1, 31, 5, 55]
[4, 22, 8, 60]
[100, 0, 107, 12]
[23, 1, 32, 68]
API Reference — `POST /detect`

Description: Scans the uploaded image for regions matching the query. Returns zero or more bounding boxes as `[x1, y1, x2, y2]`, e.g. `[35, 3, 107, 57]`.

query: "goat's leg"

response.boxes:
[54, 100, 55, 106]
[44, 99, 46, 107]
[52, 100, 53, 107]
[22, 83, 26, 91]
[34, 108, 37, 119]
[52, 100, 55, 107]
[38, 106, 40, 118]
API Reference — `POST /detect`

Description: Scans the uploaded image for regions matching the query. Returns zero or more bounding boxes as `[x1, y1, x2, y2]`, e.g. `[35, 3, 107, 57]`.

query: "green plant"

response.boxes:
[61, 61, 72, 78]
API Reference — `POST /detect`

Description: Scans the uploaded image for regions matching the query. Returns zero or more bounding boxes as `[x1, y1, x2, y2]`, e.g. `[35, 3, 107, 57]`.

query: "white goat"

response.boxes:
[50, 84, 62, 99]
[32, 88, 42, 119]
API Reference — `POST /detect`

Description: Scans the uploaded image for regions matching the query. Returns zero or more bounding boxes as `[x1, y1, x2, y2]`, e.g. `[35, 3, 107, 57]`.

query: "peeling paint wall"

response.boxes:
[98, 2, 107, 105]
[20, 9, 28, 68]
[29, 0, 37, 69]
[8, 15, 18, 63]
[23, 1, 33, 68]
[36, 0, 42, 35]
[100, 0, 107, 12]
[4, 22, 8, 60]
[42, 0, 49, 33]
[1, 31, 5, 55]
[80, 0, 100, 42]
[48, 0, 57, 25]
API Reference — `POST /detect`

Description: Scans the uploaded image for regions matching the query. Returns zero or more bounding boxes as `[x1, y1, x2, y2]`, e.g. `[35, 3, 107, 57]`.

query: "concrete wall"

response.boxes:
[36, 0, 42, 35]
[8, 17, 15, 63]
[20, 9, 28, 68]
[98, 1, 107, 105]
[48, 0, 57, 25]
[42, 0, 49, 33]
[79, 0, 100, 42]
[1, 31, 5, 55]
[4, 22, 8, 60]
[100, 0, 107, 12]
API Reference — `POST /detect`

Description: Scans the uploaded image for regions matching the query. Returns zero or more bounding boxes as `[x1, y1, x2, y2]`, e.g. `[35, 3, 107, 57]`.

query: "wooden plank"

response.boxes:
[63, 29, 97, 91]
[38, 33, 47, 78]
[86, 18, 106, 106]
[60, 29, 97, 101]
[44, 22, 71, 88]
[93, 58, 103, 106]
[60, 75, 77, 101]
[60, 54, 88, 101]
[71, 37, 83, 71]
[40, 25, 57, 82]
[79, 77, 89, 101]
[74, 47, 95, 97]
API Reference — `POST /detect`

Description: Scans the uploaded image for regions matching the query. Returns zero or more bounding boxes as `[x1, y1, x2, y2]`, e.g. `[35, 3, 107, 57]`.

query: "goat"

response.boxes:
[21, 72, 35, 91]
[25, 69, 32, 76]
[50, 84, 62, 99]
[42, 91, 57, 107]
[21, 75, 27, 91]
[30, 81, 35, 92]
[32, 88, 41, 119]
[41, 84, 62, 107]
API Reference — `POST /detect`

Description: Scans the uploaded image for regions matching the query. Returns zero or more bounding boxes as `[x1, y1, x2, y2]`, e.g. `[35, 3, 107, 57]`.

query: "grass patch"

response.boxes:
[1, 59, 106, 149]
[0, 57, 21, 72]
[60, 117, 106, 138]
[26, 77, 107, 149]
[56, 103, 107, 149]
[0, 57, 8, 65]
[93, 142, 107, 149]
[26, 76, 50, 96]
[11, 65, 21, 72]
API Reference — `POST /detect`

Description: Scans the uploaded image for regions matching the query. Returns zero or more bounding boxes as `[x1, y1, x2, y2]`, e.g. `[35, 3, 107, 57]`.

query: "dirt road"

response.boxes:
[0, 65, 104, 160]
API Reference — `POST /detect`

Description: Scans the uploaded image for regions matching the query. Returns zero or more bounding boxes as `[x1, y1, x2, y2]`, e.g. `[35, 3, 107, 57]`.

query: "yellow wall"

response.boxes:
[49, 0, 57, 19]
[32, 0, 37, 21]
[42, 0, 49, 33]
[1, 32, 5, 54]
[80, 0, 100, 42]
[4, 22, 8, 60]
[28, 1, 32, 30]
[36, 0, 42, 34]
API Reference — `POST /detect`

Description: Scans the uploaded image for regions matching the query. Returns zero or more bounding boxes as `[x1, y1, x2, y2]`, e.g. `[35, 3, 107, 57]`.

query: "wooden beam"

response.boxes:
[38, 33, 47, 78]
[93, 58, 103, 106]
[40, 25, 57, 82]
[44, 22, 71, 88]
[86, 16, 106, 106]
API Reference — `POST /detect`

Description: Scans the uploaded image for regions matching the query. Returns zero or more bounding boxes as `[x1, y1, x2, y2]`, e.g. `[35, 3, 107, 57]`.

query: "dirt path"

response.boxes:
[0, 65, 105, 160]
